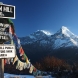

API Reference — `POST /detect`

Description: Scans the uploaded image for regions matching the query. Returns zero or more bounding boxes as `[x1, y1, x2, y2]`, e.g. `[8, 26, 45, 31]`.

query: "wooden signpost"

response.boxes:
[0, 2, 15, 78]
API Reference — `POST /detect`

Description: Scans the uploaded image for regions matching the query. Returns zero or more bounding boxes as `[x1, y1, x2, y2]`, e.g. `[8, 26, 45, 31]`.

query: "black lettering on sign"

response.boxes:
[6, 50, 12, 53]
[0, 54, 7, 56]
[0, 50, 5, 53]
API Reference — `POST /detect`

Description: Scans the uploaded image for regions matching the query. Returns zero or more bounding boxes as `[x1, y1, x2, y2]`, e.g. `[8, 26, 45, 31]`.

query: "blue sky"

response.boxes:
[1, 0, 78, 37]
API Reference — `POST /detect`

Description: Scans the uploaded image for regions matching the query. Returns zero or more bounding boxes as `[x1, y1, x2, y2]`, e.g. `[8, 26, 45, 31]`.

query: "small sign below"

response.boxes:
[0, 44, 16, 58]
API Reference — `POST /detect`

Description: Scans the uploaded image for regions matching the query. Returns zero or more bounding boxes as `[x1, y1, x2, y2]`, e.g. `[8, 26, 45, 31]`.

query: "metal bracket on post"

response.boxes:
[0, 59, 4, 78]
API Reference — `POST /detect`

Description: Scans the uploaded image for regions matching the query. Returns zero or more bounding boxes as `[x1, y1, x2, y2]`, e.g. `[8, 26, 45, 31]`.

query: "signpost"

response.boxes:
[0, 2, 15, 78]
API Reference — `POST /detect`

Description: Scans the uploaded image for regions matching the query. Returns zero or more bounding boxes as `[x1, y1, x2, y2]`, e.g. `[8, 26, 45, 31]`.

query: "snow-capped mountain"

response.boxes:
[19, 30, 52, 45]
[19, 26, 78, 49]
[51, 26, 78, 49]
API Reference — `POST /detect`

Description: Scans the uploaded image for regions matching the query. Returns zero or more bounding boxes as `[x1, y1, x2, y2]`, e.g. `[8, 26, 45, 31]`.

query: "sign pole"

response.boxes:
[0, 44, 4, 78]
[0, 59, 4, 78]
[0, 2, 4, 78]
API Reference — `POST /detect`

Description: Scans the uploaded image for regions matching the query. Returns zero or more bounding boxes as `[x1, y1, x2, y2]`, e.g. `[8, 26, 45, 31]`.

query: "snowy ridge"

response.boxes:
[20, 30, 51, 45]
[61, 26, 78, 38]
[19, 26, 78, 49]
[4, 73, 35, 78]
[40, 30, 52, 35]
[4, 73, 53, 78]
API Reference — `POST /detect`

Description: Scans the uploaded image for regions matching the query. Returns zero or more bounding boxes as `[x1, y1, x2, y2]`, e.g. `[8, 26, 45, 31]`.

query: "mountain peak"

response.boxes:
[40, 30, 52, 35]
[36, 30, 52, 35]
[55, 26, 76, 38]
[62, 26, 69, 31]
[61, 26, 70, 35]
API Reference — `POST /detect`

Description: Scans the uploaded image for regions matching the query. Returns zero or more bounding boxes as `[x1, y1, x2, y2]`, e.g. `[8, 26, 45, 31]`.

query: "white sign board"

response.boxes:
[0, 44, 16, 58]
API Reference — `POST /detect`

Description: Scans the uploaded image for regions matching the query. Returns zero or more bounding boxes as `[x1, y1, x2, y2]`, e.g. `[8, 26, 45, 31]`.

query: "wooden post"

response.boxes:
[0, 42, 4, 78]
[0, 2, 4, 78]
[0, 59, 4, 78]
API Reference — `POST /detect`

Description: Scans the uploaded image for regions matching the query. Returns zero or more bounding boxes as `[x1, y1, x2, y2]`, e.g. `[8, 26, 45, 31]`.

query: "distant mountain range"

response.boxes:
[18, 26, 78, 64]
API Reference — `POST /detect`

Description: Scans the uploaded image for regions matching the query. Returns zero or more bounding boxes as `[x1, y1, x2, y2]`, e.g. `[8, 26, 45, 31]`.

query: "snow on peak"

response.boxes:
[36, 30, 52, 35]
[62, 26, 68, 30]
[40, 30, 52, 35]
[61, 26, 75, 37]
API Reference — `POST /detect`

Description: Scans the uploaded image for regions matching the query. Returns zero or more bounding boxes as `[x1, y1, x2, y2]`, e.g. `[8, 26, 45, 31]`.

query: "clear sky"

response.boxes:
[1, 0, 78, 37]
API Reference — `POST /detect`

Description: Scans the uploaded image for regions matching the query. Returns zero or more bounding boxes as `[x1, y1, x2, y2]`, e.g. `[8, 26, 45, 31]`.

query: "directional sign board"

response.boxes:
[0, 44, 16, 58]
[0, 3, 15, 19]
